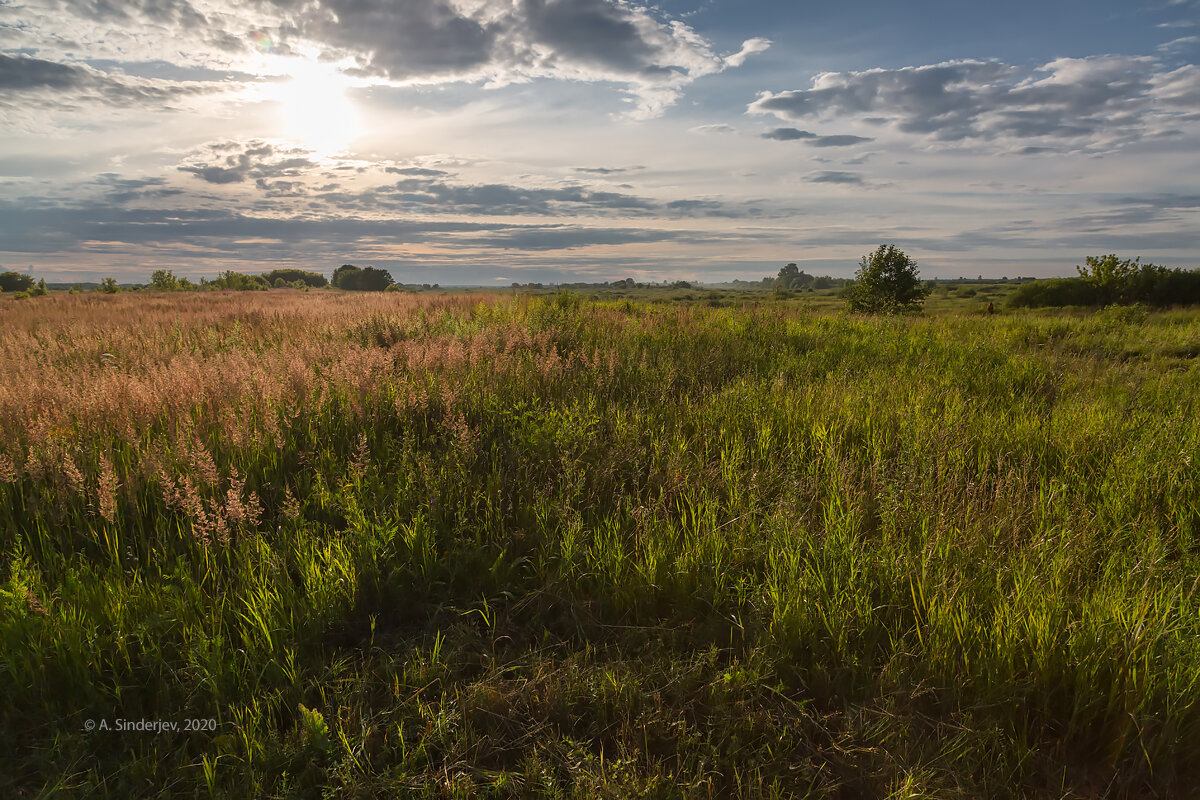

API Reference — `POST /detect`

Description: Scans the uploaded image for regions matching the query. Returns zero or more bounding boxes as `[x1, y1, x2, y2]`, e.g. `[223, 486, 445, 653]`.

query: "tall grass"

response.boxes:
[1, 290, 1199, 797]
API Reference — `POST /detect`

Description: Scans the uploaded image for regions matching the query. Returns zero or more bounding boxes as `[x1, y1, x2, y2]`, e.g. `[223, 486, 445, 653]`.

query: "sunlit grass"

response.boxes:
[1, 290, 1198, 796]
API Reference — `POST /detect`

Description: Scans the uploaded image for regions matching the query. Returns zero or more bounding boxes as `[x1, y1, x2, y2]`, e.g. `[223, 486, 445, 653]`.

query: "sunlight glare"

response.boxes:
[275, 60, 360, 155]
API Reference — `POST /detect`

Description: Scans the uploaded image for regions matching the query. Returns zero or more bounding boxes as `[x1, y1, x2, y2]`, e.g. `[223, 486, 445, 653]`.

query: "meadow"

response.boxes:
[1, 289, 1198, 797]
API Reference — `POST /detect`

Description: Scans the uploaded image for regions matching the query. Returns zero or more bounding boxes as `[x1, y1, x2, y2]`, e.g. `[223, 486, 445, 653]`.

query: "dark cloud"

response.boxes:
[0, 53, 91, 91]
[0, 198, 718, 260]
[462, 225, 687, 251]
[385, 166, 452, 177]
[95, 174, 184, 204]
[806, 171, 864, 185]
[371, 178, 659, 216]
[518, 0, 675, 78]
[254, 0, 768, 113]
[762, 128, 816, 140]
[0, 53, 212, 107]
[762, 128, 871, 146]
[1109, 194, 1200, 209]
[178, 142, 316, 184]
[574, 166, 645, 174]
[750, 57, 1200, 147]
[809, 134, 873, 147]
[273, 0, 497, 80]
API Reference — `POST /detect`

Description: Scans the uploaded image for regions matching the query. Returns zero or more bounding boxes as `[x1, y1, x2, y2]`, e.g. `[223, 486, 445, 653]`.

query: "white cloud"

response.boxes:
[6, 0, 770, 117]
[748, 56, 1200, 151]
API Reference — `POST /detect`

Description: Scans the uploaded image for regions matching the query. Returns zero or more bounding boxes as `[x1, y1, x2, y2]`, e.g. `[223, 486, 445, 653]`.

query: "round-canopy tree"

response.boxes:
[844, 244, 930, 314]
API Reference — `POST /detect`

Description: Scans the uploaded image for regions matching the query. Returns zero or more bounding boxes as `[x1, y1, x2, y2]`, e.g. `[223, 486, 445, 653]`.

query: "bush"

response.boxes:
[1009, 256, 1200, 308]
[1008, 278, 1100, 308]
[97, 277, 121, 294]
[844, 244, 929, 314]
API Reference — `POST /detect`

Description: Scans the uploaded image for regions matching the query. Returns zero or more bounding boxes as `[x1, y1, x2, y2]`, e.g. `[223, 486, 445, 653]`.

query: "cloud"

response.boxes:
[749, 56, 1200, 149]
[177, 141, 317, 184]
[806, 171, 864, 185]
[762, 127, 816, 140]
[690, 123, 737, 134]
[172, 141, 754, 218]
[574, 166, 645, 174]
[10, 0, 769, 116]
[761, 128, 871, 146]
[808, 134, 873, 147]
[385, 167, 452, 177]
[762, 128, 872, 146]
[0, 53, 216, 108]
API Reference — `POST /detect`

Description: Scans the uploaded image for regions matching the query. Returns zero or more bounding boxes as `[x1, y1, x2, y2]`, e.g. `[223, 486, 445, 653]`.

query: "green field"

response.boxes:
[2, 290, 1198, 797]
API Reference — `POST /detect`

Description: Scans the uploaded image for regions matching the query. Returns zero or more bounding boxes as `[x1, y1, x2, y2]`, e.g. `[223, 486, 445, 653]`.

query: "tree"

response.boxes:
[0, 271, 34, 293]
[98, 277, 121, 294]
[263, 268, 327, 288]
[207, 271, 268, 291]
[844, 244, 929, 314]
[776, 263, 814, 291]
[332, 264, 394, 291]
[150, 269, 188, 291]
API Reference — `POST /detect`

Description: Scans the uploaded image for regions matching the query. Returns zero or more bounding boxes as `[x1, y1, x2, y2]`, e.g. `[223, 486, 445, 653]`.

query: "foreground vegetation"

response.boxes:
[2, 290, 1199, 797]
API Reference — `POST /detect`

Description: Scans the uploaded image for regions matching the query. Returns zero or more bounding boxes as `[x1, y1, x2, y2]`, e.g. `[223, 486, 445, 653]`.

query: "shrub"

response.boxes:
[98, 277, 121, 294]
[844, 244, 929, 314]
[1009, 256, 1200, 308]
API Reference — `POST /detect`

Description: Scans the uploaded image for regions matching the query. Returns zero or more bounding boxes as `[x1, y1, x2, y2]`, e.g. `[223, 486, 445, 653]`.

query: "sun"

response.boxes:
[274, 60, 361, 155]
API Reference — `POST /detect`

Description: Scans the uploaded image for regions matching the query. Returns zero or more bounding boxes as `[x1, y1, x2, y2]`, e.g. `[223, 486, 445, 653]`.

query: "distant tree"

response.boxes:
[98, 277, 121, 294]
[812, 275, 833, 290]
[332, 264, 394, 291]
[844, 244, 930, 314]
[776, 263, 814, 291]
[776, 262, 799, 289]
[29, 278, 48, 297]
[1009, 255, 1200, 308]
[208, 271, 268, 291]
[150, 269, 188, 291]
[263, 268, 327, 288]
[0, 271, 34, 293]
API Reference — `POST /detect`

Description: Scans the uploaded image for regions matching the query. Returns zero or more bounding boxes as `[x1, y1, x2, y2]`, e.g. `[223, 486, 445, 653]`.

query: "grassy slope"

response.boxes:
[1, 290, 1199, 797]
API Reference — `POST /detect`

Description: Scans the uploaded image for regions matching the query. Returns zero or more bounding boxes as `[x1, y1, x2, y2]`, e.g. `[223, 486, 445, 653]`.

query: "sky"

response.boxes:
[1, 0, 1198, 285]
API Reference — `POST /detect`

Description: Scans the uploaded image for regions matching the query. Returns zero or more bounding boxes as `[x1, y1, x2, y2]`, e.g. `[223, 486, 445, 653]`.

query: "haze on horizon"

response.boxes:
[1, 0, 1197, 285]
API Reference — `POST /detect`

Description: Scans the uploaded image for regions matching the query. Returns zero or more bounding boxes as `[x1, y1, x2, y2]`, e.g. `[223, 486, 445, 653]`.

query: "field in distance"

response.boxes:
[1, 289, 1198, 797]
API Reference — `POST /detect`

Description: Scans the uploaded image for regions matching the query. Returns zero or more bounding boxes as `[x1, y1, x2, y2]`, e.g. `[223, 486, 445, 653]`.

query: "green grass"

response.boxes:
[1, 292, 1199, 797]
